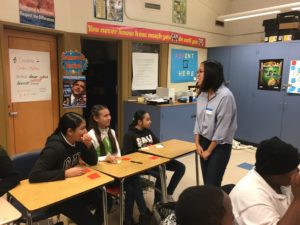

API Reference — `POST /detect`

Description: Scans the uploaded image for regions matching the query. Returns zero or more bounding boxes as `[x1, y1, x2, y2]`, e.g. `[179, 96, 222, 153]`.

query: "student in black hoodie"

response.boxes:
[29, 112, 102, 225]
[123, 110, 186, 203]
[0, 146, 20, 196]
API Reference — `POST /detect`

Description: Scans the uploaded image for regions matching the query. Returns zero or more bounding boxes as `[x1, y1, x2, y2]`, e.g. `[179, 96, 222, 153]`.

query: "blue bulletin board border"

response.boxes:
[171, 48, 198, 83]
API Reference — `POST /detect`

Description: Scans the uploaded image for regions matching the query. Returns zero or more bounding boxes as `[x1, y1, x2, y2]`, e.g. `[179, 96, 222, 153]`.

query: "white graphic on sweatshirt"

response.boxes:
[136, 135, 153, 148]
[63, 152, 81, 169]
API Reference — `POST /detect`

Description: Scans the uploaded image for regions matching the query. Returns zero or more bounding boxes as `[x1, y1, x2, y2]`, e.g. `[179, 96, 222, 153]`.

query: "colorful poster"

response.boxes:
[258, 59, 283, 91]
[94, 0, 123, 22]
[173, 0, 186, 24]
[287, 60, 300, 94]
[9, 49, 51, 103]
[19, 0, 55, 29]
[61, 50, 88, 75]
[63, 76, 86, 108]
[87, 22, 206, 48]
[171, 49, 198, 83]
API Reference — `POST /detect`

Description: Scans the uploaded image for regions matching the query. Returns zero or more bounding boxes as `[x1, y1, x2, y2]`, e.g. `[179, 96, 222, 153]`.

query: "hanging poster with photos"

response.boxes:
[287, 60, 300, 94]
[63, 76, 86, 108]
[258, 59, 283, 91]
[173, 0, 186, 24]
[94, 0, 123, 22]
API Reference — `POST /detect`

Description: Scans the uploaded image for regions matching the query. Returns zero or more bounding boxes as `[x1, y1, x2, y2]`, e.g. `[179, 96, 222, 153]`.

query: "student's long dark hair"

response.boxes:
[199, 59, 224, 93]
[53, 112, 84, 135]
[176, 185, 226, 225]
[89, 105, 118, 155]
[128, 110, 148, 129]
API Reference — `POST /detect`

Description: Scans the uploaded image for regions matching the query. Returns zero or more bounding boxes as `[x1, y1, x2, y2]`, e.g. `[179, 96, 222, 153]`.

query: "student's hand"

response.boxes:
[106, 154, 117, 164]
[201, 150, 211, 160]
[291, 172, 300, 200]
[196, 145, 204, 156]
[65, 167, 85, 178]
[81, 133, 92, 148]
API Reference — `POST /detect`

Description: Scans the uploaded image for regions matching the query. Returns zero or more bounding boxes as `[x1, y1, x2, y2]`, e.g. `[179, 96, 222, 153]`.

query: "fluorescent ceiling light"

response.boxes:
[223, 11, 281, 22]
[291, 7, 300, 11]
[218, 2, 300, 22]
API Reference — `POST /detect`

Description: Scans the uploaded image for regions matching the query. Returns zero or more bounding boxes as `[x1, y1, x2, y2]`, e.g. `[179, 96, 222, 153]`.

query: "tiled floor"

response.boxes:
[35, 147, 256, 225]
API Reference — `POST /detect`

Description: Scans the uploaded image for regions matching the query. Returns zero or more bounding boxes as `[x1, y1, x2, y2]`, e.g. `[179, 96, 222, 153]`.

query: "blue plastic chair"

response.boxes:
[9, 151, 61, 225]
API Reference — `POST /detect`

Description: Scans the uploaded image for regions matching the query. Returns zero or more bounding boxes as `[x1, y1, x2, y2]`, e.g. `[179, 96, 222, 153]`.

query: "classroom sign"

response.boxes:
[171, 49, 198, 83]
[9, 49, 52, 102]
[287, 60, 300, 94]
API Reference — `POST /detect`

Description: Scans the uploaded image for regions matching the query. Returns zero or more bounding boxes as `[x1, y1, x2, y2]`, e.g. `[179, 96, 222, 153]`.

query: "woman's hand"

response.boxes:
[196, 145, 204, 156]
[81, 133, 93, 148]
[65, 167, 85, 178]
[201, 150, 212, 160]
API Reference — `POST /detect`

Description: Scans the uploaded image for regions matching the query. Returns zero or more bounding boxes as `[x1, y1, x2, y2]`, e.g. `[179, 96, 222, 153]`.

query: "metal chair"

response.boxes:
[9, 151, 61, 225]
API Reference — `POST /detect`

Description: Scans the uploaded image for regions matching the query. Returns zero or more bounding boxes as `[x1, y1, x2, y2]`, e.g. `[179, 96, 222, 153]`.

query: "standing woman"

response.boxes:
[29, 112, 102, 225]
[194, 59, 237, 186]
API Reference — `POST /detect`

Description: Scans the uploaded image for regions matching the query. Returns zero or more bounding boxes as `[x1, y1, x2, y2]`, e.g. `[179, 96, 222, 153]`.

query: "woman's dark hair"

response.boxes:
[129, 110, 148, 129]
[199, 59, 224, 92]
[89, 105, 118, 155]
[53, 112, 84, 135]
[176, 185, 226, 225]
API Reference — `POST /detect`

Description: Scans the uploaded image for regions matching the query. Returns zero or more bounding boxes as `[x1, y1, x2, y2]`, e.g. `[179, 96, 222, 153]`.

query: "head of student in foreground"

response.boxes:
[196, 59, 225, 93]
[176, 185, 234, 225]
[53, 112, 87, 145]
[255, 136, 300, 188]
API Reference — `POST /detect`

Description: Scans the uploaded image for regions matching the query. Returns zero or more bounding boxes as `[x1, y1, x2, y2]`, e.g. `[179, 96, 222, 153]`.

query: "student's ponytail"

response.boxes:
[129, 110, 148, 129]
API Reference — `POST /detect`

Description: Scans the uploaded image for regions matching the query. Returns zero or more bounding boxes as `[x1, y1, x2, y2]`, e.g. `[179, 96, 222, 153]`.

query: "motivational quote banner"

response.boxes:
[87, 22, 206, 48]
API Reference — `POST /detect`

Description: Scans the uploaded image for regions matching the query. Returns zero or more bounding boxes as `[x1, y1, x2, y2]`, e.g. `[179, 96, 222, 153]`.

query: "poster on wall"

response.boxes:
[9, 49, 52, 103]
[63, 76, 86, 108]
[258, 59, 283, 91]
[132, 53, 158, 91]
[94, 0, 123, 22]
[173, 0, 186, 24]
[19, 0, 55, 29]
[287, 60, 300, 94]
[171, 49, 198, 83]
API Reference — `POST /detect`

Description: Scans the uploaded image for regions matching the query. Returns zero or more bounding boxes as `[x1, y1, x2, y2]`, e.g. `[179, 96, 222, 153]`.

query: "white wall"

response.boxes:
[228, 0, 300, 45]
[0, 0, 232, 47]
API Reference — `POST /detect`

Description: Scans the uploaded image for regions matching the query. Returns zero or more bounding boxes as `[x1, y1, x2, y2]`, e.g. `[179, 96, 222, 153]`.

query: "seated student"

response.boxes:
[123, 110, 186, 203]
[0, 146, 20, 196]
[230, 137, 300, 225]
[29, 112, 102, 225]
[175, 185, 234, 225]
[88, 105, 152, 225]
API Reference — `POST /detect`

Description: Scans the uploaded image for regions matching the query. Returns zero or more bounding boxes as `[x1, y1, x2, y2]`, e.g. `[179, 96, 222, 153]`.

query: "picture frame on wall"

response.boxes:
[258, 59, 283, 91]
[94, 0, 123, 22]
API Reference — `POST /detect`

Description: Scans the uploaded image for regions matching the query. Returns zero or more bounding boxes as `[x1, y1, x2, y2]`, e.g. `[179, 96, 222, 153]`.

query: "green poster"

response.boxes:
[173, 0, 186, 24]
[258, 59, 283, 91]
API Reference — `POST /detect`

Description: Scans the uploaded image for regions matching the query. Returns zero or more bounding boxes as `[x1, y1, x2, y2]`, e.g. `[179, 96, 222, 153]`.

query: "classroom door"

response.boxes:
[3, 29, 59, 154]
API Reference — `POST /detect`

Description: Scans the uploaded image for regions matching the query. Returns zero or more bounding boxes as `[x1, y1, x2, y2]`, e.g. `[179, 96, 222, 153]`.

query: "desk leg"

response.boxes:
[195, 152, 200, 186]
[158, 164, 167, 203]
[26, 211, 32, 225]
[120, 178, 125, 225]
[100, 187, 108, 225]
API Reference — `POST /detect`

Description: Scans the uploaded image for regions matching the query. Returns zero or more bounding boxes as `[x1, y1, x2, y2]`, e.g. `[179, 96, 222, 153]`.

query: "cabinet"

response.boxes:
[123, 101, 196, 142]
[208, 41, 300, 150]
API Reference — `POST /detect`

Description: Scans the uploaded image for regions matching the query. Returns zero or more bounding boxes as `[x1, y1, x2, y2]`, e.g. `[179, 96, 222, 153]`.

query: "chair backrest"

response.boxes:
[11, 151, 40, 180]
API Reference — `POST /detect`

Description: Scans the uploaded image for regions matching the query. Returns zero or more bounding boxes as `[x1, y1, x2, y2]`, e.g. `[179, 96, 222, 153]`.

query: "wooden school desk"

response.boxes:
[0, 197, 22, 225]
[9, 169, 114, 225]
[92, 152, 170, 225]
[139, 139, 200, 185]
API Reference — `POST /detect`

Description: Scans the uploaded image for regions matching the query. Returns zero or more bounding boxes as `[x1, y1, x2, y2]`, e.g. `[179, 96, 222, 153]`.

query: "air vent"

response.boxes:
[145, 3, 161, 10]
[215, 20, 225, 27]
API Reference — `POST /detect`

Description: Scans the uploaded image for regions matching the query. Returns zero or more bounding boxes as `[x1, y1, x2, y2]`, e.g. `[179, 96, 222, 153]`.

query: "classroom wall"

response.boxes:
[228, 0, 300, 45]
[0, 0, 232, 47]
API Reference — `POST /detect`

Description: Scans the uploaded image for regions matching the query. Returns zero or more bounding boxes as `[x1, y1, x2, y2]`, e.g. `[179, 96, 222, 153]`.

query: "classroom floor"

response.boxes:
[32, 146, 256, 225]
